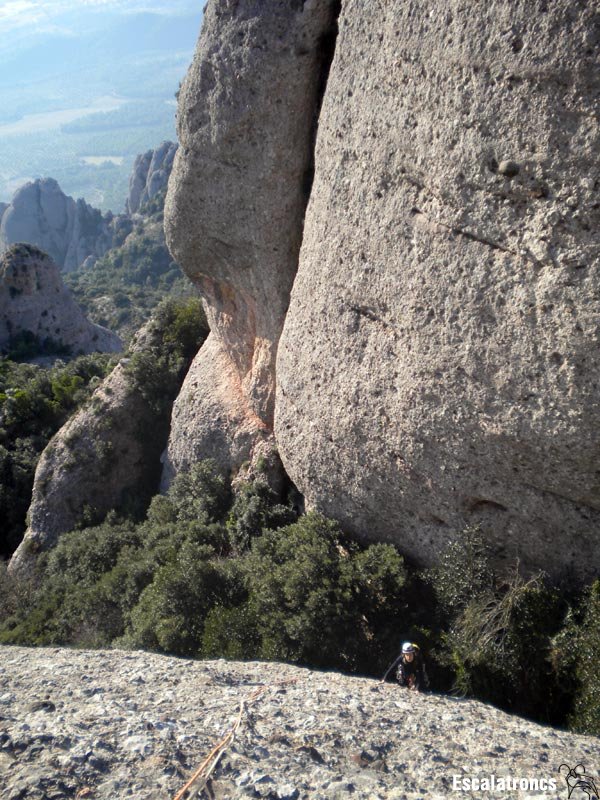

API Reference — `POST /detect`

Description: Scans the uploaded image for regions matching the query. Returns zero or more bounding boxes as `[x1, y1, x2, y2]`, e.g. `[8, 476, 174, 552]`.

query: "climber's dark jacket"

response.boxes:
[396, 653, 427, 691]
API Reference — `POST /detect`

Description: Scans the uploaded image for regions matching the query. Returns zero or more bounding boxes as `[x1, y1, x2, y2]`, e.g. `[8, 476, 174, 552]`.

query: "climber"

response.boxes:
[381, 641, 428, 692]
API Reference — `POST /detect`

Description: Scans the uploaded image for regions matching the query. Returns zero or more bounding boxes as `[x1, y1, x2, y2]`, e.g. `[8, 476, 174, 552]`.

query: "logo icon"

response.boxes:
[559, 764, 599, 800]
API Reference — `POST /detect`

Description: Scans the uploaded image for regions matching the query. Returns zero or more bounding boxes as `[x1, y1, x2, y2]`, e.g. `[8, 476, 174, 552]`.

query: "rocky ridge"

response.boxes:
[8, 309, 204, 577]
[1, 646, 599, 800]
[0, 244, 122, 357]
[0, 179, 114, 273]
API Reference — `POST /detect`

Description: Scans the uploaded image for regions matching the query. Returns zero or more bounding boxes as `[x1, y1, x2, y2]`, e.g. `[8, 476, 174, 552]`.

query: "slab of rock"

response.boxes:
[275, 0, 600, 581]
[0, 646, 598, 800]
[0, 244, 122, 356]
[0, 179, 114, 272]
[162, 0, 340, 486]
[126, 141, 178, 215]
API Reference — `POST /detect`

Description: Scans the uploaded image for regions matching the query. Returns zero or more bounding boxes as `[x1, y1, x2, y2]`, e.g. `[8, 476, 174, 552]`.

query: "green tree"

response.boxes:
[241, 513, 407, 672]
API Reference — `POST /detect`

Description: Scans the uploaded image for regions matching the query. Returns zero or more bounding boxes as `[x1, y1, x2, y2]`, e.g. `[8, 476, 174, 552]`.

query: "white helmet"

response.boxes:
[402, 641, 416, 654]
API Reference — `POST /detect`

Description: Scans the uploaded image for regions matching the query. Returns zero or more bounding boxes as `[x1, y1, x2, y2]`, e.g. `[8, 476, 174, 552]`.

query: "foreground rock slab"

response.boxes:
[0, 646, 598, 799]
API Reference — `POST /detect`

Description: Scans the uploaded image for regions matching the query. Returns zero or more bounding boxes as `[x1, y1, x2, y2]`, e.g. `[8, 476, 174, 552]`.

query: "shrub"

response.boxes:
[201, 599, 262, 660]
[426, 529, 567, 721]
[0, 354, 113, 556]
[445, 573, 563, 715]
[426, 526, 493, 615]
[123, 543, 243, 656]
[240, 513, 407, 672]
[0, 559, 37, 626]
[567, 580, 600, 735]
[4, 330, 71, 360]
[227, 477, 296, 553]
[125, 296, 207, 415]
[166, 460, 231, 525]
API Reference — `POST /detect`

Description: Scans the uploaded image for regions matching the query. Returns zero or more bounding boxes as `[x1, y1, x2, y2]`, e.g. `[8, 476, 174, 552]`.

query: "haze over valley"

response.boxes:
[0, 0, 203, 211]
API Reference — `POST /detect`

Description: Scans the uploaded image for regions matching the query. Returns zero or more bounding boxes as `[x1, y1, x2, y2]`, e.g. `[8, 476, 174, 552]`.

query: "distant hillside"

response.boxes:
[0, 140, 192, 342]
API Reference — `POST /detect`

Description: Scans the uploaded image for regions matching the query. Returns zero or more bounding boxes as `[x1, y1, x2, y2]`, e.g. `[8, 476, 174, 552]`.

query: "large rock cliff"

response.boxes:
[0, 179, 114, 272]
[164, 0, 599, 581]
[0, 244, 122, 356]
[275, 0, 600, 581]
[10, 2, 598, 583]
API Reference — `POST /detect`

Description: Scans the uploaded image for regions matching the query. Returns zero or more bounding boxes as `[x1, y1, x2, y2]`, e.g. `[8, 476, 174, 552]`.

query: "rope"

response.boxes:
[172, 677, 298, 800]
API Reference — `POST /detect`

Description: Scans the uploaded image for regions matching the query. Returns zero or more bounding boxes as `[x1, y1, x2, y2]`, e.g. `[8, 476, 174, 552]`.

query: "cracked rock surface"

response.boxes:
[1, 646, 599, 800]
[275, 0, 600, 581]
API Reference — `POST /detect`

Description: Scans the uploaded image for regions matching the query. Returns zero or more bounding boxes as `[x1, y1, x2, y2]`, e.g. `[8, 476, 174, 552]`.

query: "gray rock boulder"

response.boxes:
[275, 0, 600, 581]
[0, 178, 114, 272]
[160, 332, 272, 489]
[0, 243, 122, 356]
[162, 0, 340, 486]
[8, 358, 145, 575]
[126, 141, 178, 215]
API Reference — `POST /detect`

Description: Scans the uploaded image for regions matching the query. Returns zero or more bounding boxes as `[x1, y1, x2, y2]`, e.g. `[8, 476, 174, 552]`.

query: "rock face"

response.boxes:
[0, 244, 122, 356]
[275, 0, 600, 581]
[126, 141, 178, 215]
[8, 319, 179, 576]
[14, 2, 598, 583]
[0, 179, 114, 272]
[162, 0, 340, 486]
[160, 332, 270, 486]
[2, 646, 599, 800]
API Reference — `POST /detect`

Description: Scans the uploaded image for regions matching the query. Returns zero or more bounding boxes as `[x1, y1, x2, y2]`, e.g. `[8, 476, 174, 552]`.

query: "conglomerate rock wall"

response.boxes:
[275, 0, 600, 581]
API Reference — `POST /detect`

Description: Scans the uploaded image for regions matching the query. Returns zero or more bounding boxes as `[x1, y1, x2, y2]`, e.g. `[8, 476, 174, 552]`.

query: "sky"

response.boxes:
[0, 0, 201, 37]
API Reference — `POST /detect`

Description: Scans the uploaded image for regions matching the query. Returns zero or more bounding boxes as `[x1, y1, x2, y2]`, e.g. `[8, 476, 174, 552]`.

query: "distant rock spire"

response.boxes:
[126, 141, 178, 215]
[0, 178, 114, 272]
